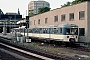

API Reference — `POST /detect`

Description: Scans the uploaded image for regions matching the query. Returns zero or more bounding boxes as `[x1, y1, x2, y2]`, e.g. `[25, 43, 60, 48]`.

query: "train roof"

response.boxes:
[58, 24, 78, 28]
[29, 24, 78, 29]
[13, 26, 26, 29]
[17, 20, 26, 24]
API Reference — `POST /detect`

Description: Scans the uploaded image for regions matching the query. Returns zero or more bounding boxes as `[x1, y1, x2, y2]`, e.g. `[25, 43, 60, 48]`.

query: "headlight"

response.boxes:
[67, 36, 69, 38]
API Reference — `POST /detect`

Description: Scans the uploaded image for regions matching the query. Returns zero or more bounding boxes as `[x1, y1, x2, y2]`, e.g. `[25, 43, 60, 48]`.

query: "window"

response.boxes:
[79, 11, 85, 20]
[69, 13, 74, 20]
[39, 28, 42, 33]
[79, 28, 85, 36]
[38, 19, 40, 24]
[47, 4, 49, 7]
[54, 15, 58, 22]
[28, 29, 32, 33]
[34, 28, 38, 33]
[45, 18, 48, 24]
[66, 28, 70, 34]
[34, 20, 36, 25]
[43, 28, 48, 34]
[61, 14, 65, 21]
[49, 28, 52, 34]
[53, 28, 58, 34]
[60, 28, 62, 33]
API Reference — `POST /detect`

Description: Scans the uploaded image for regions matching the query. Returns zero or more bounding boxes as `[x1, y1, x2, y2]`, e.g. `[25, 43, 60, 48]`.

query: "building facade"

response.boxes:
[29, 1, 90, 43]
[0, 9, 22, 33]
[28, 0, 50, 14]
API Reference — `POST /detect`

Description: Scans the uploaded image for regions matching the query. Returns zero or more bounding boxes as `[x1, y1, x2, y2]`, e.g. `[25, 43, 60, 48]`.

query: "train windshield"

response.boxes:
[66, 28, 78, 35]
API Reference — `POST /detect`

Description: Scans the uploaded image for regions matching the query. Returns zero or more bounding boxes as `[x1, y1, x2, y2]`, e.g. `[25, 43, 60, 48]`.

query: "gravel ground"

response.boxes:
[20, 42, 90, 60]
[0, 50, 21, 60]
[0, 33, 90, 60]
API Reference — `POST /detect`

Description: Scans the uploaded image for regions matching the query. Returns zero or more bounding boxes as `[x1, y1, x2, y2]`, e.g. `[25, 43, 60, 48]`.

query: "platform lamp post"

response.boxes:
[23, 20, 25, 36]
[3, 21, 6, 35]
[4, 19, 8, 34]
[8, 16, 12, 33]
[26, 16, 29, 38]
[23, 13, 26, 36]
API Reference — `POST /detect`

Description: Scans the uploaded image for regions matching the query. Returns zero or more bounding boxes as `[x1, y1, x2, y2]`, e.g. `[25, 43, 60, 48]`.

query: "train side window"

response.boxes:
[47, 28, 49, 34]
[38, 28, 40, 33]
[60, 28, 62, 33]
[43, 28, 48, 34]
[34, 28, 36, 33]
[32, 28, 34, 33]
[66, 28, 70, 34]
[53, 28, 58, 34]
[49, 28, 52, 34]
[40, 28, 42, 33]
[51, 28, 54, 34]
[43, 28, 45, 33]
[44, 28, 47, 34]
[35, 28, 38, 33]
[29, 29, 32, 33]
[79, 28, 85, 36]
[30, 29, 32, 33]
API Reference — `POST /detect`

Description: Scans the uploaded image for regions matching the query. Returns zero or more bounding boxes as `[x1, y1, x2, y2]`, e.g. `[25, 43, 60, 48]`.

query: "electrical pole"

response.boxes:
[26, 16, 29, 38]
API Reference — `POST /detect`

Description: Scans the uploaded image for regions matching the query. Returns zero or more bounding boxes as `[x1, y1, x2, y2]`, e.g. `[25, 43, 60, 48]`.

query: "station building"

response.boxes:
[0, 9, 22, 33]
[29, 1, 90, 43]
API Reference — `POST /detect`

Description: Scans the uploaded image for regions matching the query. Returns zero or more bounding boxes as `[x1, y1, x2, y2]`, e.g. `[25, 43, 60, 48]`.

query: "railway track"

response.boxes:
[0, 37, 73, 60]
[32, 39, 90, 53]
[1, 35, 90, 53]
[68, 46, 90, 52]
[0, 44, 40, 60]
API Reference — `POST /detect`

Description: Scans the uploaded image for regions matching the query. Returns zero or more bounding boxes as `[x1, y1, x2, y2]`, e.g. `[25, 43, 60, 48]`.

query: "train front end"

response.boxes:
[64, 24, 78, 43]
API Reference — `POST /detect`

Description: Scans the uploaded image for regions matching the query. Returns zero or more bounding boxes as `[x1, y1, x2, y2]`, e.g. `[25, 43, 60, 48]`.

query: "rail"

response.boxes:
[0, 36, 73, 60]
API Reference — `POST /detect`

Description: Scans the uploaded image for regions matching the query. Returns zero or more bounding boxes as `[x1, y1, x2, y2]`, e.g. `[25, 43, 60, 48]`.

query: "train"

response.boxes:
[11, 24, 78, 45]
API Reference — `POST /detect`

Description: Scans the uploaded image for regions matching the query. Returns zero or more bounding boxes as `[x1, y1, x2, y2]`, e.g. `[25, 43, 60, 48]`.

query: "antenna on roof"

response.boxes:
[18, 8, 20, 15]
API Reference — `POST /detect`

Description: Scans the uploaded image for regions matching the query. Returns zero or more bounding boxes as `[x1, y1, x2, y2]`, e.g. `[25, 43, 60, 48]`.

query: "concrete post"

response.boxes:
[3, 26, 6, 35]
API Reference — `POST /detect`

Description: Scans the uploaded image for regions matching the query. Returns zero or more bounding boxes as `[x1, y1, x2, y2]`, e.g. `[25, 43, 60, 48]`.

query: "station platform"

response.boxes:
[0, 33, 12, 39]
[0, 33, 31, 43]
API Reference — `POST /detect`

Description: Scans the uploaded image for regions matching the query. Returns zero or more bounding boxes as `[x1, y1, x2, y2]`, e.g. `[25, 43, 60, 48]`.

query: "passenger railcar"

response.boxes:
[12, 24, 78, 45]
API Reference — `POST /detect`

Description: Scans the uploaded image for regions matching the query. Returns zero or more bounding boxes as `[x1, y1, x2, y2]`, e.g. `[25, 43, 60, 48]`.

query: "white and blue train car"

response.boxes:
[12, 24, 78, 44]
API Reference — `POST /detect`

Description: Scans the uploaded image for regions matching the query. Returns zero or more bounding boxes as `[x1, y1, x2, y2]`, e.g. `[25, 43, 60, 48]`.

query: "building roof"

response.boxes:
[0, 9, 4, 15]
[5, 12, 18, 15]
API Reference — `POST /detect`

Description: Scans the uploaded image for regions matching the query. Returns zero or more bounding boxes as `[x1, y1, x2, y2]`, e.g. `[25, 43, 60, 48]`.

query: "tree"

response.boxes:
[61, 0, 89, 7]
[38, 7, 50, 14]
[22, 18, 25, 20]
[61, 2, 71, 7]
[28, 11, 35, 17]
[71, 0, 81, 5]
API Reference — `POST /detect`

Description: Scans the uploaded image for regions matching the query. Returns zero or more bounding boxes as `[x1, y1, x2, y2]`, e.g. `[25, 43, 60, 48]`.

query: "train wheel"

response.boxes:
[64, 42, 69, 47]
[50, 40, 55, 44]
[58, 42, 62, 46]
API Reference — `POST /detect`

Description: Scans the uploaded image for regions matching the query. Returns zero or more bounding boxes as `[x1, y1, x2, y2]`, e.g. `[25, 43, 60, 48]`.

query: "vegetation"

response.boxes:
[61, 2, 71, 7]
[38, 7, 50, 14]
[61, 0, 90, 7]
[28, 11, 35, 17]
[28, 7, 50, 17]
[28, 0, 89, 16]
[20, 42, 69, 54]
[87, 57, 90, 60]
[22, 18, 25, 20]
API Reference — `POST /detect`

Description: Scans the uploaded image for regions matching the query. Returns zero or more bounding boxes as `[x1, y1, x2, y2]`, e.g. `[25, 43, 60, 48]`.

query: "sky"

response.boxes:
[0, 0, 73, 17]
